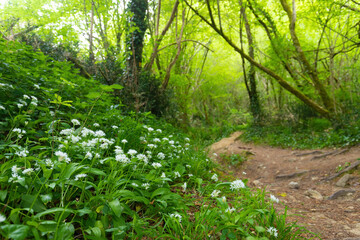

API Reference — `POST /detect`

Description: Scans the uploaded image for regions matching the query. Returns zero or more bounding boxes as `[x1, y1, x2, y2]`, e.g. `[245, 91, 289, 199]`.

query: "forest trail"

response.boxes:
[210, 132, 360, 240]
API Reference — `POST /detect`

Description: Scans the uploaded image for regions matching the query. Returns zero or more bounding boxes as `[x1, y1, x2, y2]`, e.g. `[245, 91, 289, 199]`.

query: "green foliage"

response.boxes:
[241, 118, 360, 149]
[0, 37, 313, 239]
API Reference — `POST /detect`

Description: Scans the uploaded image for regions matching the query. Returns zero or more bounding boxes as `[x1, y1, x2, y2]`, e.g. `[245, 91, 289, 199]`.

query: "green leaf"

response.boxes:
[21, 194, 46, 212]
[61, 163, 81, 180]
[151, 188, 170, 199]
[86, 168, 106, 176]
[0, 190, 7, 201]
[109, 199, 123, 217]
[255, 226, 266, 233]
[57, 223, 75, 240]
[86, 92, 102, 99]
[0, 224, 30, 240]
[34, 207, 75, 219]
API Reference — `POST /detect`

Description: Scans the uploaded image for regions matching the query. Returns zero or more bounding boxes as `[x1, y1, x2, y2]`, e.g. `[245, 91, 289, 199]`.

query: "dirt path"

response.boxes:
[210, 132, 360, 240]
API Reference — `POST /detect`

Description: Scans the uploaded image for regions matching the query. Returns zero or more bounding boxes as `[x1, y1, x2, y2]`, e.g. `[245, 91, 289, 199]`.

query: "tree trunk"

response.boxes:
[240, 1, 262, 121]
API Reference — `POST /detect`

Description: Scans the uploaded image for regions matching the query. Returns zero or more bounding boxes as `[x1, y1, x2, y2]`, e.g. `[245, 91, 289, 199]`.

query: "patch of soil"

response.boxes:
[210, 132, 360, 240]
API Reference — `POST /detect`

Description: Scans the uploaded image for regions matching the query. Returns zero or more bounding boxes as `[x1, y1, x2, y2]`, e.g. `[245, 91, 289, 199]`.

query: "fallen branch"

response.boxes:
[293, 150, 323, 157]
[324, 161, 360, 181]
[276, 170, 309, 179]
[310, 148, 348, 160]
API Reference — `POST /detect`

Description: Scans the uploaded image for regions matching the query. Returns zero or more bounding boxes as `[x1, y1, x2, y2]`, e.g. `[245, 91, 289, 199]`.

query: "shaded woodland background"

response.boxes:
[2, 0, 360, 139]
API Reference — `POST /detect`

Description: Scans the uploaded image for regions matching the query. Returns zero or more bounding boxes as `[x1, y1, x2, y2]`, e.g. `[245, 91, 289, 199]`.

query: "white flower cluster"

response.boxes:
[267, 226, 278, 237]
[230, 179, 245, 190]
[211, 190, 221, 198]
[55, 151, 71, 163]
[8, 165, 24, 183]
[75, 173, 87, 181]
[225, 207, 236, 213]
[169, 213, 182, 222]
[270, 194, 279, 203]
[15, 148, 29, 158]
[12, 128, 26, 138]
[211, 173, 218, 182]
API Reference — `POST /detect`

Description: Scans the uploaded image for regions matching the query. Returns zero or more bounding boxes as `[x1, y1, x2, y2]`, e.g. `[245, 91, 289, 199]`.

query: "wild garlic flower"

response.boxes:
[15, 149, 29, 158]
[94, 130, 105, 137]
[142, 183, 150, 190]
[23, 95, 30, 99]
[0, 214, 6, 223]
[267, 227, 278, 237]
[169, 213, 182, 222]
[131, 183, 139, 187]
[225, 207, 236, 213]
[162, 137, 169, 141]
[153, 138, 161, 143]
[81, 127, 94, 137]
[174, 172, 180, 178]
[115, 146, 124, 155]
[151, 162, 162, 169]
[136, 154, 148, 164]
[70, 135, 81, 144]
[112, 125, 118, 129]
[147, 144, 155, 148]
[182, 182, 187, 192]
[121, 139, 128, 144]
[93, 123, 100, 127]
[156, 129, 162, 133]
[126, 149, 136, 156]
[45, 159, 54, 168]
[147, 127, 154, 132]
[22, 168, 34, 175]
[161, 172, 166, 178]
[55, 151, 71, 163]
[169, 140, 175, 145]
[211, 190, 221, 198]
[75, 174, 87, 181]
[34, 84, 40, 89]
[211, 173, 218, 182]
[115, 154, 130, 164]
[157, 152, 165, 160]
[17, 103, 24, 108]
[230, 179, 245, 190]
[222, 196, 227, 202]
[85, 152, 93, 159]
[0, 105, 5, 110]
[184, 137, 190, 142]
[60, 129, 74, 136]
[270, 194, 279, 203]
[71, 119, 80, 126]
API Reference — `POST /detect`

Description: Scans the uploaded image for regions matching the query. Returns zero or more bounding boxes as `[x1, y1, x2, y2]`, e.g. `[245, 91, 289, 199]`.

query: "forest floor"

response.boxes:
[209, 132, 360, 240]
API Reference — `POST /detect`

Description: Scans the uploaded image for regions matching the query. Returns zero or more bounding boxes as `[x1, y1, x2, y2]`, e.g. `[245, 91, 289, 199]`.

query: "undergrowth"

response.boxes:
[0, 38, 316, 239]
[240, 118, 360, 149]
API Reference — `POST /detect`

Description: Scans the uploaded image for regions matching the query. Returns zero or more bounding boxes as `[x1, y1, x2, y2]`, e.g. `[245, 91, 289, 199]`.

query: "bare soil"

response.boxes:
[209, 132, 360, 240]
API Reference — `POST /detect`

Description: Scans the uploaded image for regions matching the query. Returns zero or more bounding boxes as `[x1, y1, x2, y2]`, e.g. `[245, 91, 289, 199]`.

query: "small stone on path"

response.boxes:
[336, 174, 352, 187]
[305, 189, 323, 200]
[289, 181, 300, 189]
[253, 180, 262, 187]
[328, 189, 355, 200]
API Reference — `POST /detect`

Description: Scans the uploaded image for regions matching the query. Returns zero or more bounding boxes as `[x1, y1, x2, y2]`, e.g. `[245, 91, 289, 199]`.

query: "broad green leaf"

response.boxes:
[0, 224, 30, 240]
[151, 188, 170, 199]
[0, 190, 7, 201]
[255, 226, 266, 233]
[21, 194, 46, 212]
[109, 199, 123, 217]
[34, 207, 75, 219]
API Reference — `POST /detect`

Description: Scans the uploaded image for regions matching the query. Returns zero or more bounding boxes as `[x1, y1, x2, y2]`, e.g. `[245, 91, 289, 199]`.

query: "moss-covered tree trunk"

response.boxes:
[126, 0, 148, 78]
